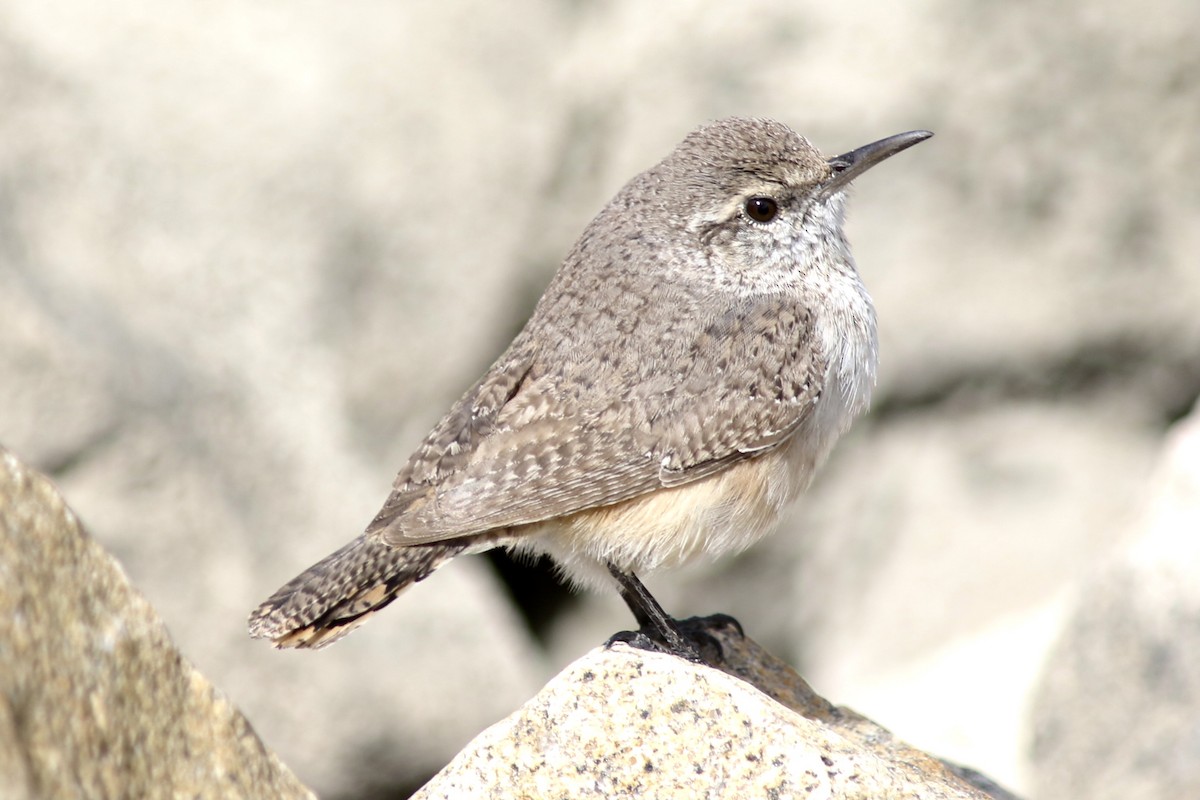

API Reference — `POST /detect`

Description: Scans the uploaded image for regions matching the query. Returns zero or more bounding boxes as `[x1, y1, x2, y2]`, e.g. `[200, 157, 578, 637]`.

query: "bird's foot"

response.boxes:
[605, 613, 744, 666]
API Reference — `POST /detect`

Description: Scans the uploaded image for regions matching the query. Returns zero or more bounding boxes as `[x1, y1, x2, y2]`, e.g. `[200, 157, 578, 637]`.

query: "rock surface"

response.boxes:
[1028, 402, 1200, 800]
[415, 621, 1018, 799]
[0, 448, 314, 800]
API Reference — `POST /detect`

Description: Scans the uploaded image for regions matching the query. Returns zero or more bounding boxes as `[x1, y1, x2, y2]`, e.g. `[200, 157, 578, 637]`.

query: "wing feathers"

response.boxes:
[374, 297, 822, 546]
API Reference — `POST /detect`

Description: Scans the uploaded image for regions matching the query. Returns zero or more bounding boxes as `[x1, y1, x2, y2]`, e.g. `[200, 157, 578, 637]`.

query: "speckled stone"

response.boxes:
[414, 619, 1014, 799]
[0, 448, 314, 800]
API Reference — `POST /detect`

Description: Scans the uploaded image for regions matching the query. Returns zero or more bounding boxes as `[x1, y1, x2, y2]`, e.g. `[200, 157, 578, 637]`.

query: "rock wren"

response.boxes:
[249, 117, 931, 660]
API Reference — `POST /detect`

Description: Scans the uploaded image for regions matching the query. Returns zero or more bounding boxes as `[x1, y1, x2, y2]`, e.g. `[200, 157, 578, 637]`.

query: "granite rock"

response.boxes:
[0, 447, 314, 800]
[415, 621, 1019, 800]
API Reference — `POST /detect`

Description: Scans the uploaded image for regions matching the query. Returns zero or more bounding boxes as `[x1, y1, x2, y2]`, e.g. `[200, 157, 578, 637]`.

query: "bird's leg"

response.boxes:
[606, 563, 728, 664]
[607, 564, 690, 649]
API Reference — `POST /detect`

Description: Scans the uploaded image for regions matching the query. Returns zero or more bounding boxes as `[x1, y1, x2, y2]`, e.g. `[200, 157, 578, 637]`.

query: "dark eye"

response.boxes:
[744, 196, 779, 223]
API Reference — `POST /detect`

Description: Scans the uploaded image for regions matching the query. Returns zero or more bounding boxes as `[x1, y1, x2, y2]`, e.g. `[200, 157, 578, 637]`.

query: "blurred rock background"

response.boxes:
[1, 1, 1196, 798]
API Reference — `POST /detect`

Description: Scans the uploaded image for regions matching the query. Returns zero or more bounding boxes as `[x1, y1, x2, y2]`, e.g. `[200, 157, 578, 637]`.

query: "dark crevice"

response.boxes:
[36, 421, 122, 480]
[484, 549, 579, 645]
[331, 770, 436, 800]
[871, 334, 1200, 429]
[331, 735, 440, 800]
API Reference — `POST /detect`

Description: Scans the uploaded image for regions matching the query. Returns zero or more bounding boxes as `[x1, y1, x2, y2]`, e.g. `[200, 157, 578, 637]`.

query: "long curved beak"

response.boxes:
[822, 130, 933, 196]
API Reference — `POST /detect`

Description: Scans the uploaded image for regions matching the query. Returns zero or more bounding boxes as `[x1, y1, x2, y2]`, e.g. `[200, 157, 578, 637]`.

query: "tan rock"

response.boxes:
[415, 621, 1018, 799]
[0, 448, 314, 800]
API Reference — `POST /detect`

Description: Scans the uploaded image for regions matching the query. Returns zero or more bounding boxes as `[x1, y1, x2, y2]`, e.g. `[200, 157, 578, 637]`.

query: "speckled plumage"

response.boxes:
[248, 118, 930, 648]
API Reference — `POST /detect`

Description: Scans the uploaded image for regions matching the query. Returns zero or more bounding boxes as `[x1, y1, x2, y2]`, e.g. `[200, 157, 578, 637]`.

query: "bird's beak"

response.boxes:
[821, 130, 933, 197]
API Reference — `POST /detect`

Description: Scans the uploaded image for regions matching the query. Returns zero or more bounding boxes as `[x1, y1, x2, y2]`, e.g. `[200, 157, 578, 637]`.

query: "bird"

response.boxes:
[248, 117, 931, 662]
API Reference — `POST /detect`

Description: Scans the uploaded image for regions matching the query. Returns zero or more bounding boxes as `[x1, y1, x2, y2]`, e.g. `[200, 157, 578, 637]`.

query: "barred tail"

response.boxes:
[248, 536, 467, 649]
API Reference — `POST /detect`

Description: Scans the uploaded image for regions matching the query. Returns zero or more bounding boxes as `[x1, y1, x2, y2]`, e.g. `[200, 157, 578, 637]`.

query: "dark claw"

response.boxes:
[678, 613, 744, 638]
[605, 628, 657, 650]
[604, 628, 672, 652]
[605, 626, 707, 664]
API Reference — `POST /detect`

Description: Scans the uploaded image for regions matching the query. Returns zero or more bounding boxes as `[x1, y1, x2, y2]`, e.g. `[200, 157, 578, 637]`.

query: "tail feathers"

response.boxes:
[248, 536, 466, 649]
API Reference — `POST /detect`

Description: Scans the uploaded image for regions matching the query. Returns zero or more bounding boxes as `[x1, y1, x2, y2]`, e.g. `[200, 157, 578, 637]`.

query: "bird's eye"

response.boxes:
[744, 196, 779, 223]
